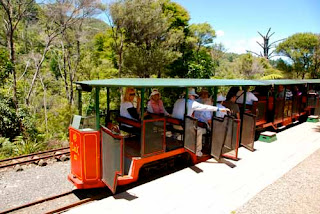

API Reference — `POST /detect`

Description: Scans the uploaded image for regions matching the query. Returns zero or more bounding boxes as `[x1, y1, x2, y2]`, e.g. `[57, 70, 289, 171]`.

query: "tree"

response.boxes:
[247, 28, 284, 59]
[311, 35, 320, 78]
[0, 0, 36, 108]
[276, 33, 319, 79]
[25, 0, 101, 105]
[188, 23, 215, 57]
[108, 0, 183, 78]
[0, 48, 12, 85]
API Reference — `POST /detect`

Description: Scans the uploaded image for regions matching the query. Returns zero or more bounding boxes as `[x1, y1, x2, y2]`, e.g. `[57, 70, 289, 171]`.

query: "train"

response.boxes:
[68, 78, 320, 193]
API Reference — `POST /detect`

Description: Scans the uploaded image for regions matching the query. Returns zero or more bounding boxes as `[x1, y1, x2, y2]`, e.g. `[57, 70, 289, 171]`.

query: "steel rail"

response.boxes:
[0, 191, 73, 214]
[0, 151, 70, 169]
[45, 198, 95, 214]
[0, 147, 70, 163]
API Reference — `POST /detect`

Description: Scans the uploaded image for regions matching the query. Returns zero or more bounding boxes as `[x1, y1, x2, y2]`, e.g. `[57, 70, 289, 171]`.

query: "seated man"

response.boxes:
[172, 88, 230, 157]
[236, 87, 258, 105]
[195, 88, 213, 127]
[224, 91, 240, 119]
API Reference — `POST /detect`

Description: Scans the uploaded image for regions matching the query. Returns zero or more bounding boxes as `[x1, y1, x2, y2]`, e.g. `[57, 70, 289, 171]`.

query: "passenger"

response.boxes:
[224, 92, 240, 119]
[172, 88, 230, 157]
[277, 85, 285, 99]
[147, 89, 170, 116]
[285, 86, 293, 100]
[215, 94, 227, 118]
[228, 86, 240, 97]
[293, 85, 302, 96]
[236, 87, 258, 105]
[307, 85, 318, 95]
[120, 87, 141, 133]
[196, 88, 212, 105]
[194, 88, 213, 126]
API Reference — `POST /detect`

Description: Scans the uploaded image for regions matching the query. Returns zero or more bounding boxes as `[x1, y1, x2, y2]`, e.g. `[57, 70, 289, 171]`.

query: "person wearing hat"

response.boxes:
[216, 94, 227, 118]
[172, 88, 230, 157]
[236, 87, 258, 105]
[147, 89, 170, 116]
[194, 88, 213, 125]
[196, 88, 212, 105]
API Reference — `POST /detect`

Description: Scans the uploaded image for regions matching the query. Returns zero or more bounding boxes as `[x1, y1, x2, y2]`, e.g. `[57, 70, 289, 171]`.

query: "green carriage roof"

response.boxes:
[75, 78, 320, 88]
[76, 78, 268, 88]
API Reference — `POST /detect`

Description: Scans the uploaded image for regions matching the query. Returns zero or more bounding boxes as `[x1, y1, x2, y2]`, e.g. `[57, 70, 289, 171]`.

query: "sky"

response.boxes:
[172, 0, 320, 55]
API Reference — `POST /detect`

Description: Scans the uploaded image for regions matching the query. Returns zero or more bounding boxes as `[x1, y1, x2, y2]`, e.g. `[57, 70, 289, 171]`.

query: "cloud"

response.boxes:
[221, 36, 264, 55]
[216, 30, 225, 37]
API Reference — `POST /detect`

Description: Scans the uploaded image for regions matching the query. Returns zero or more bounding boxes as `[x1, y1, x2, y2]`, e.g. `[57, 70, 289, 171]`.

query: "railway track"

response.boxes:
[0, 188, 110, 214]
[0, 147, 70, 169]
[0, 152, 191, 214]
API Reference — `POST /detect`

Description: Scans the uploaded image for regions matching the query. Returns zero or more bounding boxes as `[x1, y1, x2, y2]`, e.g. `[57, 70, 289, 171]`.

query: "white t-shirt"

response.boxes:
[120, 102, 135, 120]
[216, 103, 227, 118]
[172, 98, 218, 120]
[236, 91, 258, 105]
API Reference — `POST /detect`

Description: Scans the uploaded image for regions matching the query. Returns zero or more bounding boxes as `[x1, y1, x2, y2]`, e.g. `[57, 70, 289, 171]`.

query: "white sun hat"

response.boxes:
[149, 89, 161, 99]
[217, 94, 226, 102]
[188, 88, 199, 97]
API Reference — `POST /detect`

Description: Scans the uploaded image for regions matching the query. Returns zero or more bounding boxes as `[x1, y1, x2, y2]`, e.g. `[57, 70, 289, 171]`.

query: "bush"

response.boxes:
[0, 96, 20, 139]
[12, 136, 45, 155]
[0, 137, 13, 159]
[0, 95, 40, 141]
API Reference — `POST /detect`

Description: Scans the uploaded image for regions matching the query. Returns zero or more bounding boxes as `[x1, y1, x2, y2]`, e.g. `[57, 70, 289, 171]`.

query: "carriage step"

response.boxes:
[307, 115, 319, 123]
[258, 131, 277, 143]
[278, 125, 286, 130]
[293, 120, 299, 124]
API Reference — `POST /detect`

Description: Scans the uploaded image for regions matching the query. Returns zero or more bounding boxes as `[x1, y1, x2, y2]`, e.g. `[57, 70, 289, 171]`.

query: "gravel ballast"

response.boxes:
[1, 147, 320, 213]
[0, 160, 74, 212]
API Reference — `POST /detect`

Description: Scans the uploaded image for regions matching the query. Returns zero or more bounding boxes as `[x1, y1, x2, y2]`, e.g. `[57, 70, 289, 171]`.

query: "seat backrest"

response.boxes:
[117, 116, 141, 128]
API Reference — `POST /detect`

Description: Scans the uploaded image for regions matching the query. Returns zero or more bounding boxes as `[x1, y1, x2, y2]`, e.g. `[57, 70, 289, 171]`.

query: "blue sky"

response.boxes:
[172, 0, 320, 55]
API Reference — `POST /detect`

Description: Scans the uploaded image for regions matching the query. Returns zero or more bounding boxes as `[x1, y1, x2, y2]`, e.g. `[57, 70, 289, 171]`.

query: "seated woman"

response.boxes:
[147, 89, 170, 116]
[120, 87, 141, 134]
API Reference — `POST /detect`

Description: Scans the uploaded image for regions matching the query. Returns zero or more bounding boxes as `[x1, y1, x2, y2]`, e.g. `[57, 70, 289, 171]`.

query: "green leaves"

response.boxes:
[0, 48, 12, 86]
[276, 33, 320, 78]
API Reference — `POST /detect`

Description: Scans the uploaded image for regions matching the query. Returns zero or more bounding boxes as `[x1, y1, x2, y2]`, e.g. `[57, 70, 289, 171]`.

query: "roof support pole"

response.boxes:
[106, 87, 110, 123]
[273, 85, 278, 123]
[95, 87, 100, 130]
[213, 86, 218, 117]
[239, 86, 247, 146]
[184, 87, 189, 118]
[140, 88, 145, 120]
[77, 88, 82, 116]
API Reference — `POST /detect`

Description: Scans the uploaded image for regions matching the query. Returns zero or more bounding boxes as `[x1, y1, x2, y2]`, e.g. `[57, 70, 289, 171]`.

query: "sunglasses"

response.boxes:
[129, 93, 135, 96]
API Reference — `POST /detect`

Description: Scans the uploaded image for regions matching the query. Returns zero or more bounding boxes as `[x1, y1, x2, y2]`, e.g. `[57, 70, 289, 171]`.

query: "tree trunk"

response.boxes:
[8, 28, 18, 108]
[118, 36, 124, 78]
[61, 40, 70, 101]
[26, 45, 50, 105]
[39, 75, 48, 133]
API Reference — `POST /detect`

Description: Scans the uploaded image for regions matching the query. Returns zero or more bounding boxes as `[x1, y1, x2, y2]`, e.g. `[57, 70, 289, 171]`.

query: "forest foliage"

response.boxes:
[0, 0, 319, 158]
